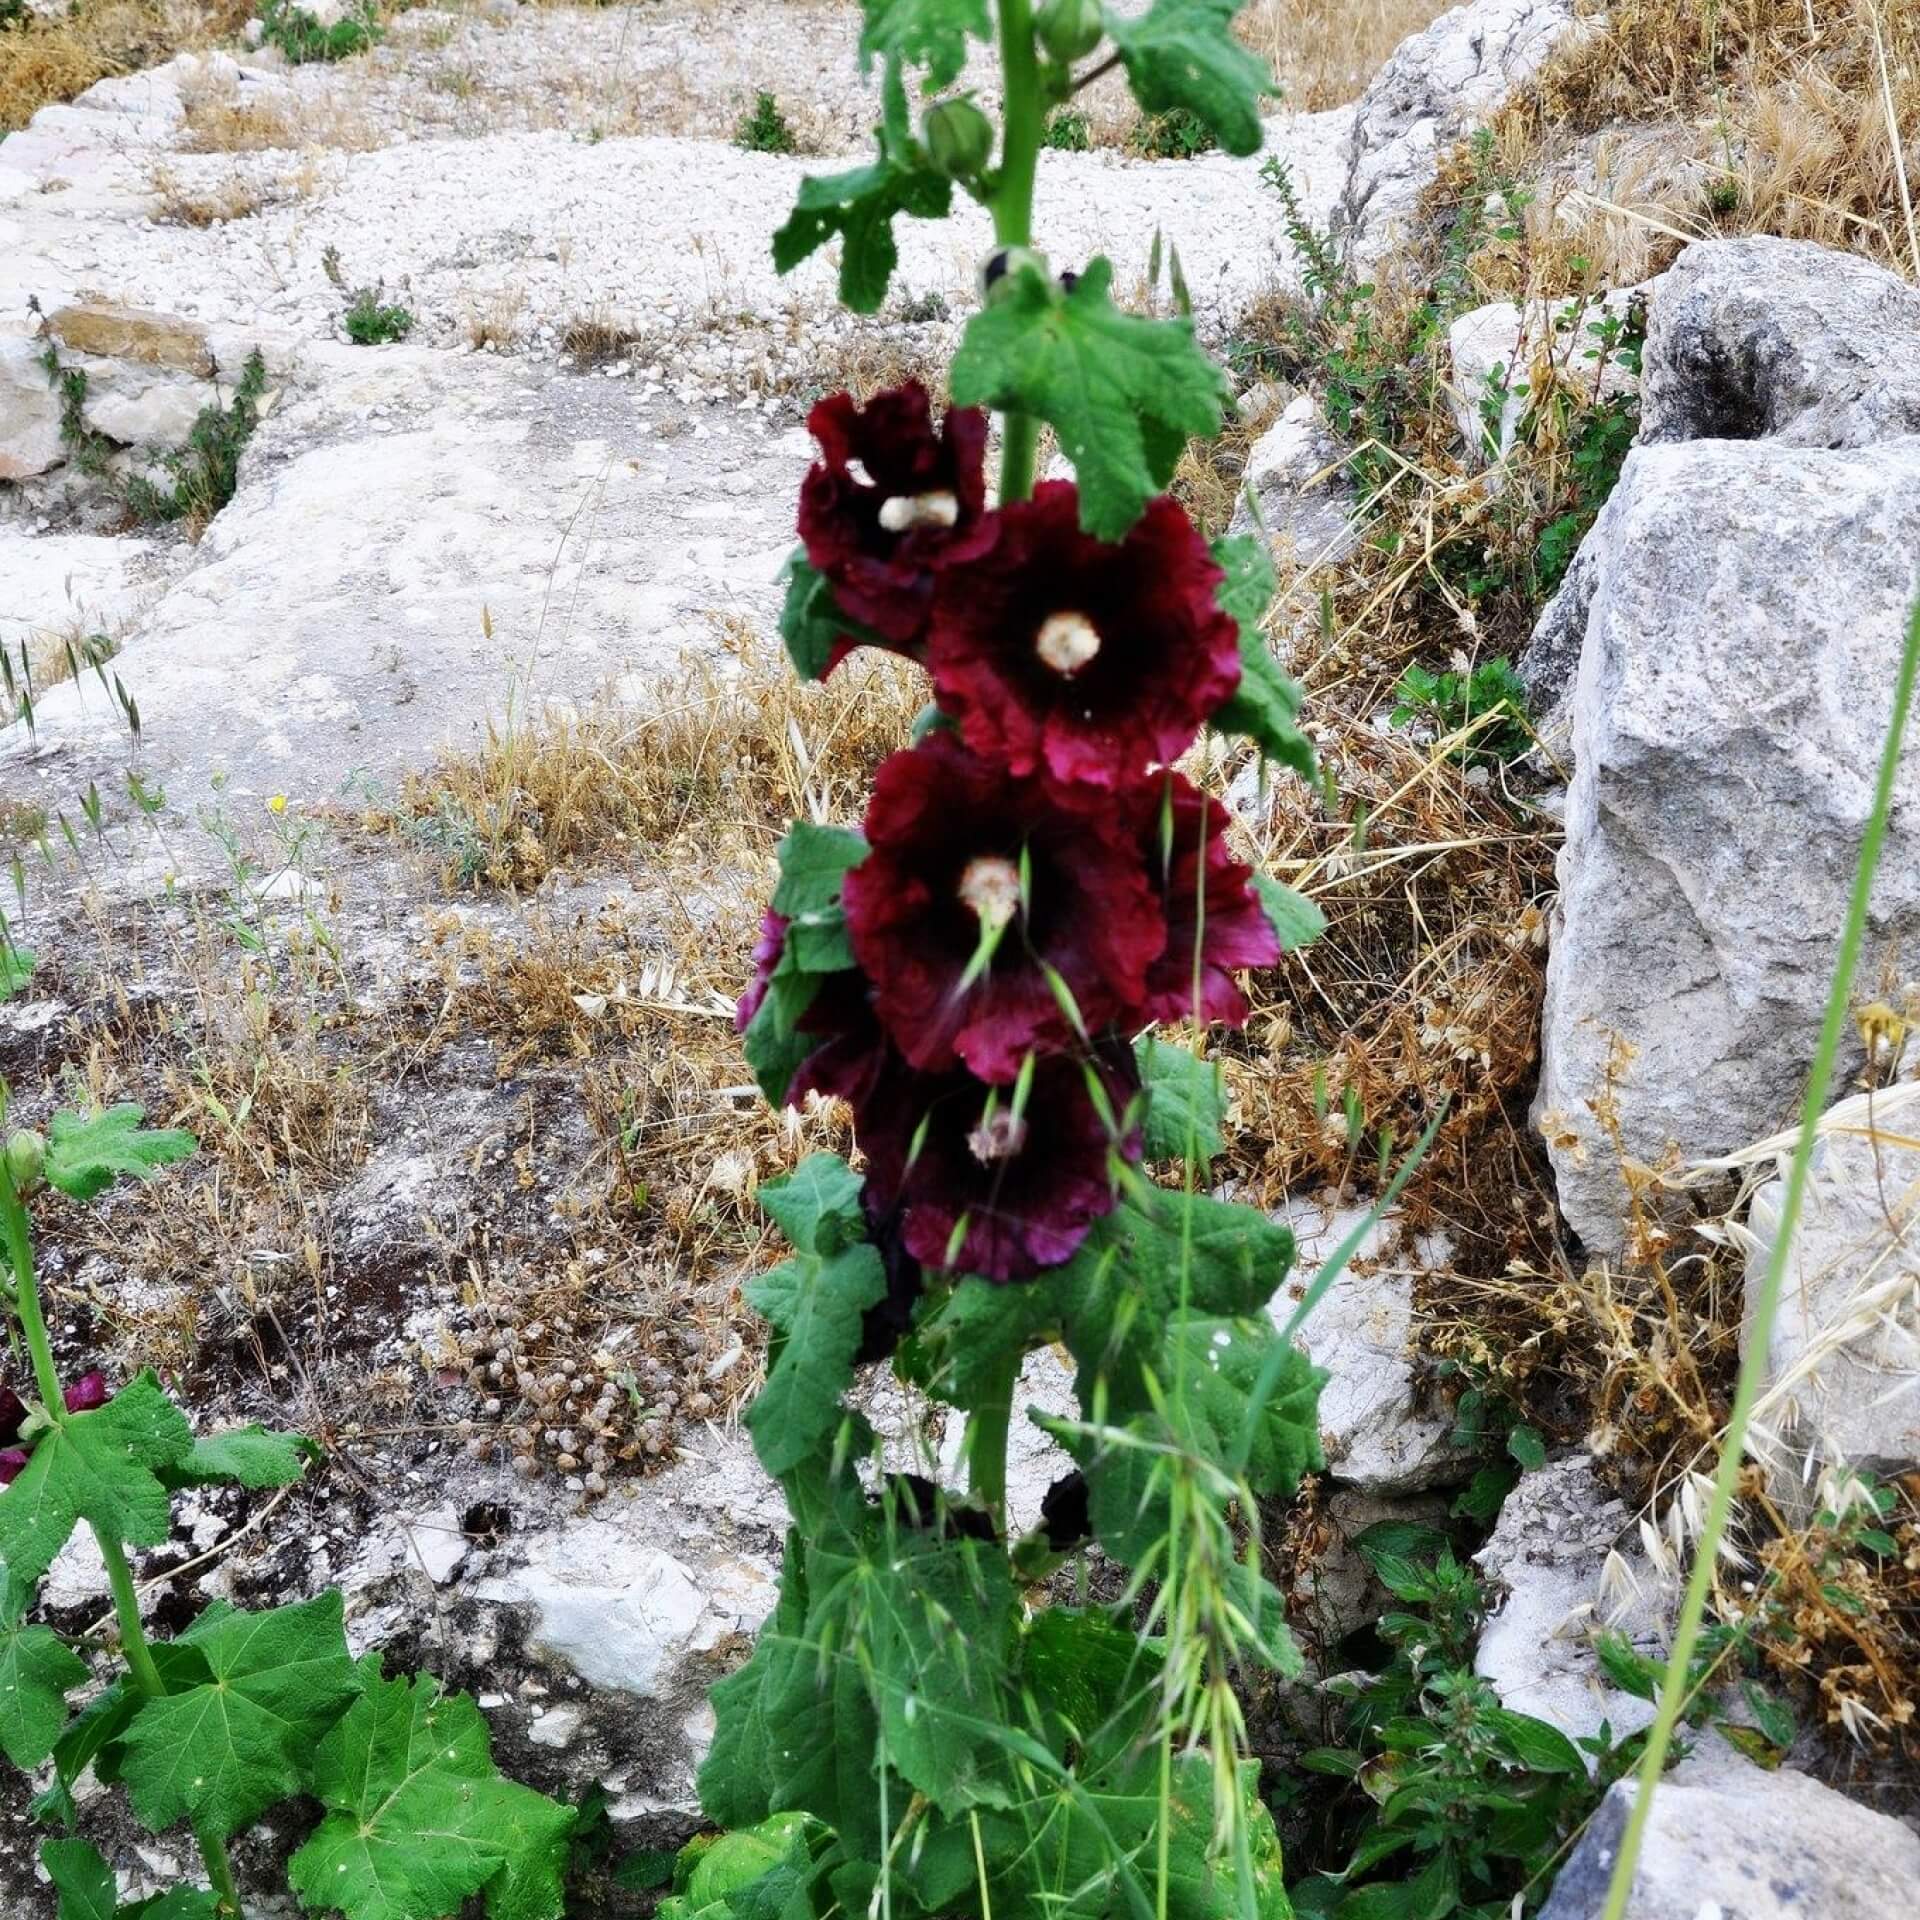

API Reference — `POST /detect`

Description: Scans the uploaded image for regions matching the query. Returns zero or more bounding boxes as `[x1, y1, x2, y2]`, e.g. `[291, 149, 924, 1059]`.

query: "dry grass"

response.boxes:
[148, 159, 263, 225]
[1239, 0, 1453, 111]
[0, 0, 249, 134]
[1487, 0, 1920, 285]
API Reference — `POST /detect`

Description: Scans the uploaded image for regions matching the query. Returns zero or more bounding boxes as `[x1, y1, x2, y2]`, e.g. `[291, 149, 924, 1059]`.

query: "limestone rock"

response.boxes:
[0, 333, 62, 480]
[1539, 1745, 1920, 1918]
[48, 303, 214, 377]
[1273, 1200, 1477, 1494]
[1639, 236, 1920, 451]
[1334, 0, 1588, 265]
[1532, 435, 1920, 1256]
[1742, 1079, 1920, 1497]
[1473, 1456, 1659, 1748]
[1227, 393, 1361, 576]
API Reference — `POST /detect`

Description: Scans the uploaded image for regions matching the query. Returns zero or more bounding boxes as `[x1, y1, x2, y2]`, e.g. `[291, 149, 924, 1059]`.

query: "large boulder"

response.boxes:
[1539, 1741, 1920, 1918]
[1227, 393, 1362, 578]
[1532, 432, 1920, 1255]
[0, 333, 62, 481]
[1742, 1078, 1920, 1501]
[1333, 0, 1589, 265]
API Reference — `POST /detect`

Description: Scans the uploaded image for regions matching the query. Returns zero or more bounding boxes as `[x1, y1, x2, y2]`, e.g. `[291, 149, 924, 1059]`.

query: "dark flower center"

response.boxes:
[879, 489, 961, 534]
[957, 853, 1022, 929]
[1034, 608, 1102, 676]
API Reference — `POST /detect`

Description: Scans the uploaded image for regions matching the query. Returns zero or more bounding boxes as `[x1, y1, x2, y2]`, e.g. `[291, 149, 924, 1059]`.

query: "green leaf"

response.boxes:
[771, 824, 868, 922]
[1483, 1706, 1585, 1774]
[772, 71, 952, 314]
[777, 554, 886, 681]
[1103, 0, 1276, 157]
[158, 1425, 318, 1491]
[125, 1893, 222, 1920]
[0, 1372, 193, 1584]
[758, 1153, 867, 1255]
[1211, 531, 1275, 634]
[33, 1676, 141, 1827]
[288, 1669, 576, 1920]
[43, 1104, 195, 1202]
[41, 1838, 116, 1920]
[859, 0, 990, 89]
[1133, 1036, 1226, 1162]
[1507, 1423, 1547, 1471]
[0, 1580, 88, 1768]
[1252, 873, 1324, 951]
[0, 945, 35, 999]
[951, 256, 1231, 540]
[120, 1592, 360, 1840]
[1213, 629, 1314, 779]
[742, 991, 817, 1111]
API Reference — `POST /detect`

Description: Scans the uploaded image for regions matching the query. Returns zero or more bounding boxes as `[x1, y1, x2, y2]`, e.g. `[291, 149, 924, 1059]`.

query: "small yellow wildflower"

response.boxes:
[267, 794, 288, 815]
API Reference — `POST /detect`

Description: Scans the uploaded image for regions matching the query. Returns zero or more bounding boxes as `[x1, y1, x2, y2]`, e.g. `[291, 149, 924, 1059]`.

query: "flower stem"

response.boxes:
[1599, 592, 1920, 1920]
[990, 0, 1042, 506]
[0, 1160, 65, 1413]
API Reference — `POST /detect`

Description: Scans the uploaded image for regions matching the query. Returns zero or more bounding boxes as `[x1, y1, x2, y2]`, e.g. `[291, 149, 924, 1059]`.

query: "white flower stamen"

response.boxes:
[1036, 609, 1101, 676]
[878, 489, 960, 533]
[967, 1109, 1029, 1164]
[957, 854, 1022, 929]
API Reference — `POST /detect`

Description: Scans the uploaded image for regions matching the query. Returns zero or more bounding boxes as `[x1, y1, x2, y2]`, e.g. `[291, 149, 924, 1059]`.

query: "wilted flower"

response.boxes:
[798, 381, 995, 652]
[843, 733, 1164, 1084]
[858, 1041, 1141, 1281]
[924, 483, 1241, 790]
[1135, 773, 1281, 1027]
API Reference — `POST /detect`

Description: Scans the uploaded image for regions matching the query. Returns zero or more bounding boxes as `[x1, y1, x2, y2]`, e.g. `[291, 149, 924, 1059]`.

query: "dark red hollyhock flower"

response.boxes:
[858, 1042, 1142, 1282]
[843, 733, 1165, 1085]
[0, 1372, 112, 1484]
[737, 914, 893, 1114]
[924, 483, 1242, 790]
[1136, 774, 1282, 1027]
[798, 382, 995, 652]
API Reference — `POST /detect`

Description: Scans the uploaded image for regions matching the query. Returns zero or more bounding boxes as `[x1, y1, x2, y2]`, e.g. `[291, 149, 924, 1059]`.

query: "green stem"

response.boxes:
[0, 1164, 65, 1412]
[1599, 593, 1920, 1920]
[990, 0, 1043, 506]
[966, 1353, 1017, 1530]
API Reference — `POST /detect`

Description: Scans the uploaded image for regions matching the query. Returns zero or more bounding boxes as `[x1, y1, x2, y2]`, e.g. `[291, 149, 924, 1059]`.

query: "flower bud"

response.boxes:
[924, 98, 993, 181]
[980, 245, 1048, 304]
[1037, 0, 1103, 65]
[5, 1129, 44, 1192]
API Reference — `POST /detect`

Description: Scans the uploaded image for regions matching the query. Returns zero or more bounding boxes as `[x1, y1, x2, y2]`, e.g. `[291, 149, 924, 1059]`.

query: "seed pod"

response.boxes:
[980, 245, 1048, 304]
[924, 98, 993, 181]
[1036, 0, 1102, 64]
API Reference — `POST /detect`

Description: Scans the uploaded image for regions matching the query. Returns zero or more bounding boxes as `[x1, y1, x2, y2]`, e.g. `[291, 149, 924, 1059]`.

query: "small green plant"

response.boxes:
[0, 961, 576, 1919]
[0, 0, 30, 34]
[260, 0, 379, 64]
[123, 350, 268, 528]
[1042, 106, 1091, 150]
[1290, 1533, 1607, 1919]
[1390, 658, 1533, 765]
[1131, 103, 1217, 158]
[733, 89, 796, 155]
[342, 285, 414, 345]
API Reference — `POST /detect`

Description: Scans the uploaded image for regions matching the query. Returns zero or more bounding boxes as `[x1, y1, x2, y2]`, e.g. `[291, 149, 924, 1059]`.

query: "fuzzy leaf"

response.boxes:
[288, 1669, 576, 1920]
[41, 1839, 116, 1920]
[1252, 873, 1324, 951]
[951, 257, 1230, 540]
[158, 1425, 319, 1491]
[859, 0, 990, 89]
[1208, 536, 1315, 778]
[43, 1105, 195, 1203]
[120, 1592, 360, 1840]
[125, 1894, 222, 1920]
[0, 1372, 192, 1584]
[757, 1152, 867, 1256]
[771, 823, 867, 921]
[33, 1677, 141, 1827]
[0, 1580, 88, 1769]
[741, 991, 817, 1112]
[1133, 1036, 1227, 1162]
[1483, 1706, 1585, 1774]
[744, 1241, 887, 1477]
[1103, 0, 1276, 157]
[777, 554, 887, 682]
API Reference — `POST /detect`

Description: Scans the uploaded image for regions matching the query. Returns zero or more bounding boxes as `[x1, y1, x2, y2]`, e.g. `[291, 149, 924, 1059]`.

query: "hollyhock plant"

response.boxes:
[798, 381, 995, 655]
[842, 731, 1164, 1084]
[924, 482, 1242, 790]
[857, 1041, 1141, 1281]
[1138, 773, 1283, 1027]
[0, 1368, 110, 1482]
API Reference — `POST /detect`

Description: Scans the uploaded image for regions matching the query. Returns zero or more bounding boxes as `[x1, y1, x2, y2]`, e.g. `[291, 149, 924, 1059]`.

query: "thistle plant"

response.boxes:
[0, 960, 576, 1920]
[682, 3, 1343, 1913]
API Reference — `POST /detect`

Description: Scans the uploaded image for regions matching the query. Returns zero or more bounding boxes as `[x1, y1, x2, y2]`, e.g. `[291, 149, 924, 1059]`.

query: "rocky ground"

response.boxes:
[3, 0, 1920, 1915]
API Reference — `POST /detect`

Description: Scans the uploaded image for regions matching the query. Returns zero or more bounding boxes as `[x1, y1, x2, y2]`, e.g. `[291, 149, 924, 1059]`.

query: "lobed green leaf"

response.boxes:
[0, 1576, 88, 1769]
[858, 0, 990, 91]
[1133, 1036, 1227, 1162]
[1103, 0, 1276, 157]
[158, 1425, 319, 1491]
[44, 1104, 195, 1203]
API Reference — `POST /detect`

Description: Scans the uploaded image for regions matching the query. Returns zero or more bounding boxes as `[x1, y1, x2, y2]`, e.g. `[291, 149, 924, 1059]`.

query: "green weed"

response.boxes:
[733, 89, 796, 155]
[260, 0, 379, 64]
[342, 286, 415, 345]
